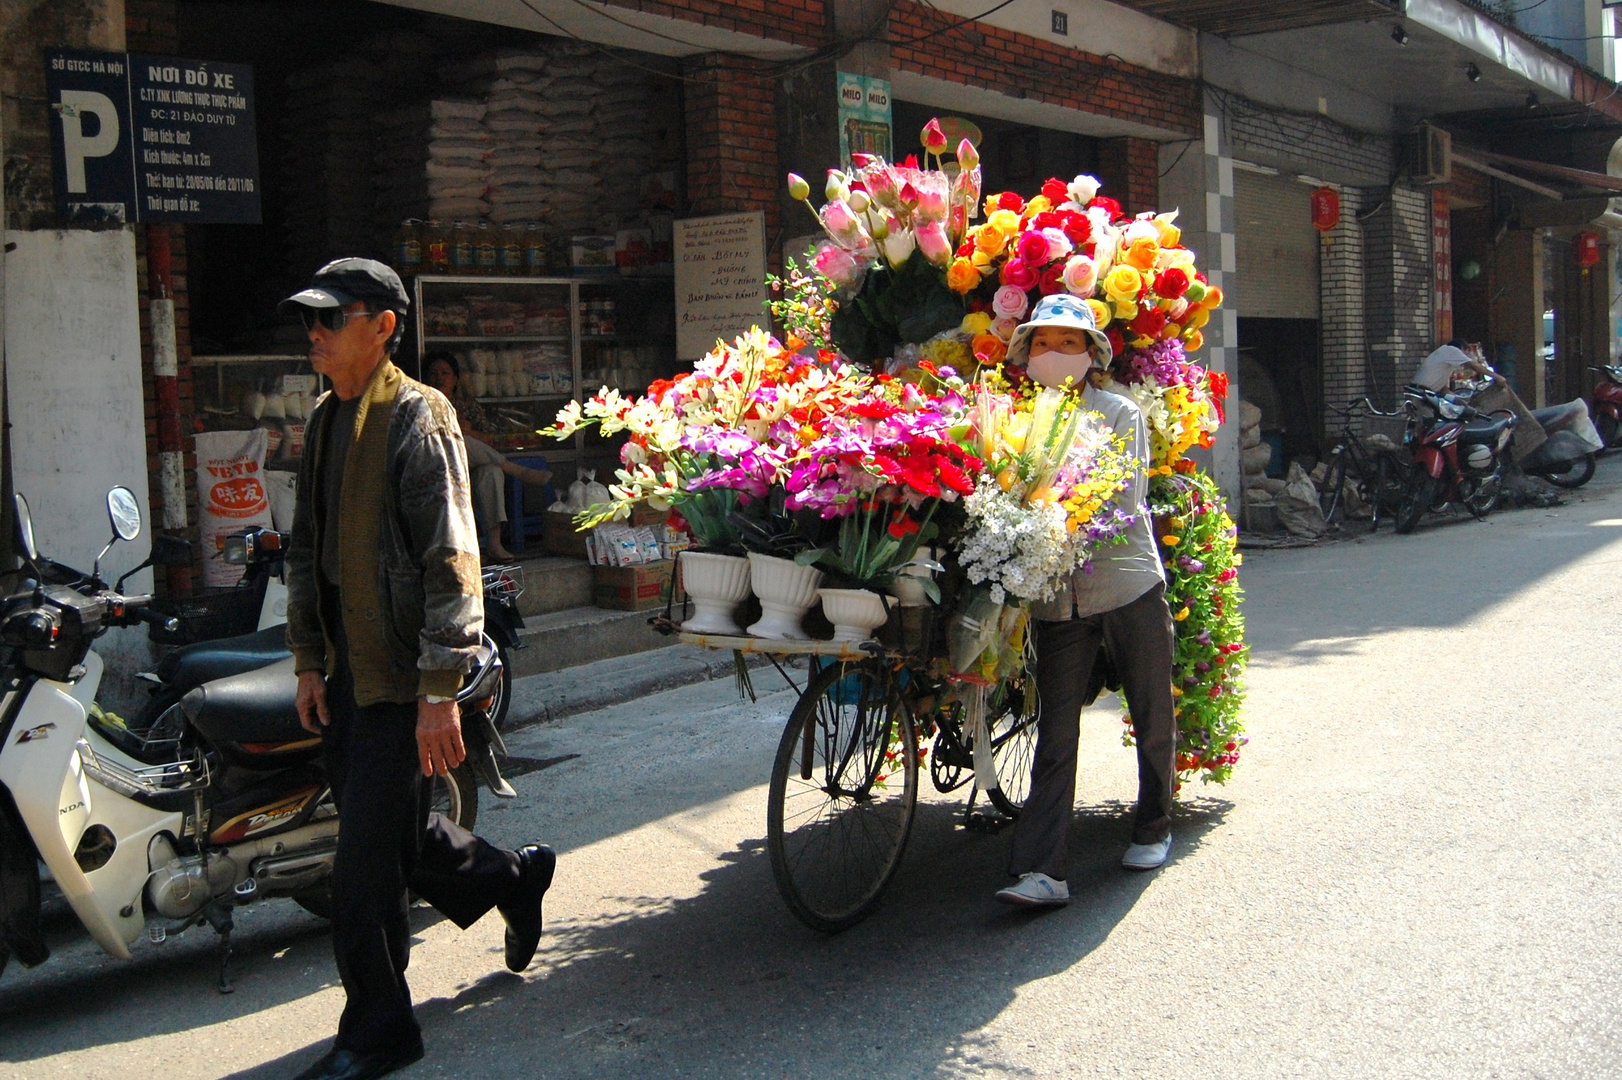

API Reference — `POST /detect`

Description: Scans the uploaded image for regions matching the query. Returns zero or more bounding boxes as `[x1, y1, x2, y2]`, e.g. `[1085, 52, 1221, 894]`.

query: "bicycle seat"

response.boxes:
[180, 654, 307, 748]
[155, 624, 291, 694]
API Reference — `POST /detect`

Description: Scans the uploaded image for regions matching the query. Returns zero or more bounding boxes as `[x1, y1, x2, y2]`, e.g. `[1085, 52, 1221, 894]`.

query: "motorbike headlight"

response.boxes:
[1439, 400, 1464, 420]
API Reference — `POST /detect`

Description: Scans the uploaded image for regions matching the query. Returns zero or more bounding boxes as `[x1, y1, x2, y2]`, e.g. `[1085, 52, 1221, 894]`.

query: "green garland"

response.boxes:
[1125, 469, 1249, 787]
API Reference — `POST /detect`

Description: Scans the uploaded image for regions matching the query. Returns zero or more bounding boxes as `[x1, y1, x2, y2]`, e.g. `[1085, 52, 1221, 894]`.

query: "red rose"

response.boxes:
[995, 191, 1026, 213]
[1088, 196, 1123, 221]
[1016, 231, 1051, 265]
[1129, 308, 1168, 337]
[1107, 327, 1126, 355]
[1001, 258, 1040, 290]
[1058, 211, 1092, 245]
[1041, 177, 1069, 203]
[1155, 267, 1190, 299]
[1030, 211, 1060, 232]
[955, 241, 975, 258]
[1038, 262, 1066, 296]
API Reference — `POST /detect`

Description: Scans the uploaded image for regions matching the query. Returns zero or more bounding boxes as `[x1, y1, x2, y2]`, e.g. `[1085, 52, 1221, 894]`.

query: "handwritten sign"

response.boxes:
[674, 211, 767, 360]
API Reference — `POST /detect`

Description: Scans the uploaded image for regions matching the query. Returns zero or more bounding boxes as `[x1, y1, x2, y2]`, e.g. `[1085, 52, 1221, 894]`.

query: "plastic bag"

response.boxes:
[1274, 462, 1327, 537]
[582, 468, 611, 507]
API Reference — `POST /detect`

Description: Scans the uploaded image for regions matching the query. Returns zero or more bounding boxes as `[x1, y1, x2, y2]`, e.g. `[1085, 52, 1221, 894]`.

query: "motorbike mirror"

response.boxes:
[106, 487, 142, 543]
[12, 494, 37, 563]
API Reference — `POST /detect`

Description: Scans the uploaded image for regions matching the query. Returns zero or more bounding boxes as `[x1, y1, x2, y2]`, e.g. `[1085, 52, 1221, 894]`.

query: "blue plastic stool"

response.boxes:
[506, 453, 557, 554]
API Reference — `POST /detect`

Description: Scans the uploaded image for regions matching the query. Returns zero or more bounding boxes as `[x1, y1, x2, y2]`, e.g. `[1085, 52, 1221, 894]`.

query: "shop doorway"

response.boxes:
[1237, 318, 1321, 470]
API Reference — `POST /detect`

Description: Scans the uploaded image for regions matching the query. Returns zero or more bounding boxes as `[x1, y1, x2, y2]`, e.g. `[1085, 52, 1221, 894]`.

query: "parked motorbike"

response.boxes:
[0, 487, 508, 992]
[1588, 364, 1622, 449]
[1395, 385, 1517, 534]
[1519, 400, 1603, 488]
[477, 563, 525, 732]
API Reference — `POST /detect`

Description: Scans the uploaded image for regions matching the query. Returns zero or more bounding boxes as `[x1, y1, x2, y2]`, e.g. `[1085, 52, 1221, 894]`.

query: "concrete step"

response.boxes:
[505, 643, 789, 728]
[507, 555, 592, 617]
[509, 604, 674, 678]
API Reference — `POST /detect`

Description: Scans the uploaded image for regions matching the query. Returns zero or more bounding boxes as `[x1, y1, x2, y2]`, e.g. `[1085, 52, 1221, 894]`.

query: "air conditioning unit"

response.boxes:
[1409, 124, 1453, 185]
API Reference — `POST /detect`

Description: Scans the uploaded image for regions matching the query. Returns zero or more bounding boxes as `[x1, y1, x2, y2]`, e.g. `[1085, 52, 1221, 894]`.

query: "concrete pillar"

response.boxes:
[1319, 187, 1369, 418]
[1194, 93, 1240, 506]
[1360, 183, 1434, 407]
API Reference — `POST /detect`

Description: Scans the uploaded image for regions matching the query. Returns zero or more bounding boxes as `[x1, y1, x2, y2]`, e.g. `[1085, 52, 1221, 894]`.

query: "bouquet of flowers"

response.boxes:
[549, 328, 868, 549]
[1101, 336, 1227, 473]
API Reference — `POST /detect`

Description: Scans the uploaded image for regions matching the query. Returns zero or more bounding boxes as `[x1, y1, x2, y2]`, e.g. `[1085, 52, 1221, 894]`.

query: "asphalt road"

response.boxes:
[6, 463, 1622, 1079]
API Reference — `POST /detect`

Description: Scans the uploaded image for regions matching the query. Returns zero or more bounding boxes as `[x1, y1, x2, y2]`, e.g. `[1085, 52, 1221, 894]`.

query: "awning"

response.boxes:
[1106, 0, 1400, 38]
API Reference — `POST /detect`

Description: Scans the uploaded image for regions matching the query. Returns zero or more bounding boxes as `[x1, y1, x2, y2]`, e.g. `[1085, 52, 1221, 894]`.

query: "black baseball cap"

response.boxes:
[278, 257, 410, 315]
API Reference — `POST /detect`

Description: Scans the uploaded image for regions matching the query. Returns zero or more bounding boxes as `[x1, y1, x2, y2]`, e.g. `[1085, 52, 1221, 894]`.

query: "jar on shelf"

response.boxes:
[424, 220, 450, 273]
[451, 220, 476, 275]
[499, 224, 523, 275]
[475, 222, 498, 275]
[394, 219, 423, 276]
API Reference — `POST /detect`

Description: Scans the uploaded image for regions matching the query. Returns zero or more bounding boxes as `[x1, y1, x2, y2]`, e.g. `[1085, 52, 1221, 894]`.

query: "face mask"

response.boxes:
[1027, 349, 1092, 388]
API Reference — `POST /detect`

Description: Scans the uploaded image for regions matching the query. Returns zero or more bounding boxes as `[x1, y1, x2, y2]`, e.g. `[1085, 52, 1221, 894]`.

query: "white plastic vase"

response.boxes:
[678, 552, 751, 635]
[746, 554, 823, 640]
[818, 588, 889, 643]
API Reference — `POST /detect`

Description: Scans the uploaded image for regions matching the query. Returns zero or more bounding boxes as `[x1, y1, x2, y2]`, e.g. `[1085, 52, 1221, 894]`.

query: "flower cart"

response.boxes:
[547, 124, 1247, 931]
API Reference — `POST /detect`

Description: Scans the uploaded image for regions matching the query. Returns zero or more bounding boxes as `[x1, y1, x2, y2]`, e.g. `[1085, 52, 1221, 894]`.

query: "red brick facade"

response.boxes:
[682, 53, 782, 240]
[886, 2, 1200, 140]
[1097, 137, 1163, 216]
[602, 0, 828, 50]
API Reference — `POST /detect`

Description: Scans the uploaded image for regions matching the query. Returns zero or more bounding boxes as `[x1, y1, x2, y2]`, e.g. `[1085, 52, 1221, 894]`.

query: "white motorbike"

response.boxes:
[0, 488, 502, 991]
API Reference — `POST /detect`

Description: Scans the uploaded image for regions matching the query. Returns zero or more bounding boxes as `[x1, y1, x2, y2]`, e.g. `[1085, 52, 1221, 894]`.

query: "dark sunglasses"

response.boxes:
[297, 307, 382, 333]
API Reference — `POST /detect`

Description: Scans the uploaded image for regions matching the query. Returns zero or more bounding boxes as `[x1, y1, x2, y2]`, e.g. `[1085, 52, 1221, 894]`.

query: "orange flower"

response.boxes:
[972, 333, 1008, 365]
[947, 257, 983, 293]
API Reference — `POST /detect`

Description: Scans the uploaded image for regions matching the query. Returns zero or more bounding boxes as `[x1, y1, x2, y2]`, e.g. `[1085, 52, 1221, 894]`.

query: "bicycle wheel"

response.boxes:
[984, 673, 1040, 818]
[767, 658, 918, 933]
[1318, 451, 1347, 526]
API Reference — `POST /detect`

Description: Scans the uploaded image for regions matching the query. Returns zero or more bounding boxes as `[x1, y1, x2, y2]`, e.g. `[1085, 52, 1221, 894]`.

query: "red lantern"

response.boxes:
[1575, 230, 1601, 269]
[1311, 186, 1341, 233]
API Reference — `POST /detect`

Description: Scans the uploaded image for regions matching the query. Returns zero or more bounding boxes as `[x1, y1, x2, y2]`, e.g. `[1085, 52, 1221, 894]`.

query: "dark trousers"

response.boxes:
[321, 621, 522, 1054]
[1007, 583, 1177, 880]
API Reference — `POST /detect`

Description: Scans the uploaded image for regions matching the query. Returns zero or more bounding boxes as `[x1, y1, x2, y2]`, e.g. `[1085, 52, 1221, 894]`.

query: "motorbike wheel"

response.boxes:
[1395, 470, 1438, 534]
[486, 642, 514, 732]
[1539, 453, 1596, 489]
[1464, 474, 1504, 518]
[291, 762, 479, 921]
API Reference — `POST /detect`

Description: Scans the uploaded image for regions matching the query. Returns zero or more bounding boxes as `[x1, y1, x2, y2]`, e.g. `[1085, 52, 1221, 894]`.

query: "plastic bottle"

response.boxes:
[475, 221, 498, 276]
[424, 220, 450, 274]
[451, 220, 475, 275]
[394, 219, 423, 276]
[523, 224, 548, 276]
[499, 223, 524, 276]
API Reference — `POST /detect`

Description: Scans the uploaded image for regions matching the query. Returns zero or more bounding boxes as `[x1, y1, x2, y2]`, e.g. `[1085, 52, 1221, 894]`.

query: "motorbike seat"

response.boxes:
[1461, 415, 1513, 444]
[181, 655, 308, 746]
[156, 624, 291, 694]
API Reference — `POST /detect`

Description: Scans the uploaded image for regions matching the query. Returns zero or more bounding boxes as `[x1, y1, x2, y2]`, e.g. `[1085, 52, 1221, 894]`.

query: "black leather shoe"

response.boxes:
[499, 843, 556, 972]
[292, 1046, 424, 1080]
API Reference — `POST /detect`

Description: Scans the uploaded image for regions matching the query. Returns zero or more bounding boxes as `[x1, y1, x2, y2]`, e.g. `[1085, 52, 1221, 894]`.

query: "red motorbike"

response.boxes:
[1395, 385, 1516, 534]
[1589, 364, 1622, 448]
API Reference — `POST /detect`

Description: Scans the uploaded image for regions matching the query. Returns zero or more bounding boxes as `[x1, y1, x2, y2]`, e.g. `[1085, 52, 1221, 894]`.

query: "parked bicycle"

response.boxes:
[1318, 397, 1410, 531]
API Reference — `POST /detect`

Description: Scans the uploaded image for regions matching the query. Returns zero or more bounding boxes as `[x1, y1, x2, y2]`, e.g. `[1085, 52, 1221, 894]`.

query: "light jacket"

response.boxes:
[285, 358, 484, 706]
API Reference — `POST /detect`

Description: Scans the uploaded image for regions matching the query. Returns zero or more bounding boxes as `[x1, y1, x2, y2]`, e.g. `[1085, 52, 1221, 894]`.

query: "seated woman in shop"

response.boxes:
[423, 350, 553, 561]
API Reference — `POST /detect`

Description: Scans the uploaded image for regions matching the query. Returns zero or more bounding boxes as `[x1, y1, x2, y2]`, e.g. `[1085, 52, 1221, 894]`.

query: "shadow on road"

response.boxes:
[214, 794, 1231, 1079]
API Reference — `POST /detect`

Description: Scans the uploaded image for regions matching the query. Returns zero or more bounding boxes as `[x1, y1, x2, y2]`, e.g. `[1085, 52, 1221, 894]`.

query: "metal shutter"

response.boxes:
[1233, 171, 1320, 320]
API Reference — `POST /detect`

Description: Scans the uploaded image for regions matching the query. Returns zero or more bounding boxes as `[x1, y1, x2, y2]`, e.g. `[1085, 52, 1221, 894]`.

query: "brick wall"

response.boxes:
[1319, 187, 1369, 421]
[887, 1, 1200, 138]
[683, 53, 782, 248]
[1221, 94, 1391, 186]
[602, 0, 827, 50]
[1097, 137, 1161, 215]
[1361, 183, 1433, 407]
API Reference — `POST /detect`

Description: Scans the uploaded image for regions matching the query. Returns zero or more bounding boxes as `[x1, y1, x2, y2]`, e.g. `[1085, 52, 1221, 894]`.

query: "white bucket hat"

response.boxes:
[1005, 293, 1113, 367]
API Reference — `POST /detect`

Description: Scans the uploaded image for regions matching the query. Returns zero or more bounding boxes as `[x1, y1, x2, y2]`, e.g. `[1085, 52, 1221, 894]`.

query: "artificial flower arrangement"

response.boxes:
[553, 117, 1245, 784]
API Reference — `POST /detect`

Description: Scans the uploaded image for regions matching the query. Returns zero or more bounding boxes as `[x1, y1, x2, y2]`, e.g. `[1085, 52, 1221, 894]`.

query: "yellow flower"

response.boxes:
[947, 257, 983, 294]
[987, 209, 1022, 237]
[1162, 534, 1181, 546]
[1201, 285, 1225, 309]
[1023, 195, 1053, 218]
[973, 227, 1008, 258]
[1104, 264, 1143, 303]
[1171, 686, 1183, 698]
[1113, 299, 1139, 322]
[1156, 217, 1182, 248]
[1174, 606, 1191, 621]
[961, 311, 993, 336]
[1085, 298, 1113, 329]
[1124, 236, 1160, 271]
[1186, 306, 1211, 331]
[1184, 329, 1205, 352]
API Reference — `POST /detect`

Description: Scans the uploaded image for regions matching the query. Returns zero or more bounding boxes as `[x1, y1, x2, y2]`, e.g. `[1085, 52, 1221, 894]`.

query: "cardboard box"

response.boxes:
[593, 559, 679, 612]
[570, 235, 616, 270]
[541, 512, 589, 558]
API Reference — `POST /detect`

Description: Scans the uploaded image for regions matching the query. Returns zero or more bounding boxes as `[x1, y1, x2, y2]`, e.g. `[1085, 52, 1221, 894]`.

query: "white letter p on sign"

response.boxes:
[58, 90, 120, 194]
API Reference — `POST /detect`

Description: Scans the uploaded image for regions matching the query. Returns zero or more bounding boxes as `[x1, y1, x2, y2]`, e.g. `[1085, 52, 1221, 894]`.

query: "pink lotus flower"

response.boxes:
[921, 118, 948, 153]
[957, 138, 979, 169]
[916, 220, 952, 266]
[821, 199, 857, 236]
[814, 243, 863, 288]
[992, 285, 1030, 320]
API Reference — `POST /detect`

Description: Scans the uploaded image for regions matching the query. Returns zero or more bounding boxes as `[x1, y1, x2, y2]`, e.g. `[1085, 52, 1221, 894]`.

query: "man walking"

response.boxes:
[282, 258, 554, 1080]
[993, 295, 1178, 908]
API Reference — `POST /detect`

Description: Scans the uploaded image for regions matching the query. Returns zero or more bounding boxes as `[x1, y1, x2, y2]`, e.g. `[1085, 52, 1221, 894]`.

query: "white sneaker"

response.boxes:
[1122, 835, 1172, 871]
[994, 872, 1070, 907]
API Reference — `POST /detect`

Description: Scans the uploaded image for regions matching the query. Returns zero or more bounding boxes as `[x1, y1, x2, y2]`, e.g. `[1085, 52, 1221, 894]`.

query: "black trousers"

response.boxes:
[1007, 583, 1177, 880]
[321, 621, 522, 1054]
